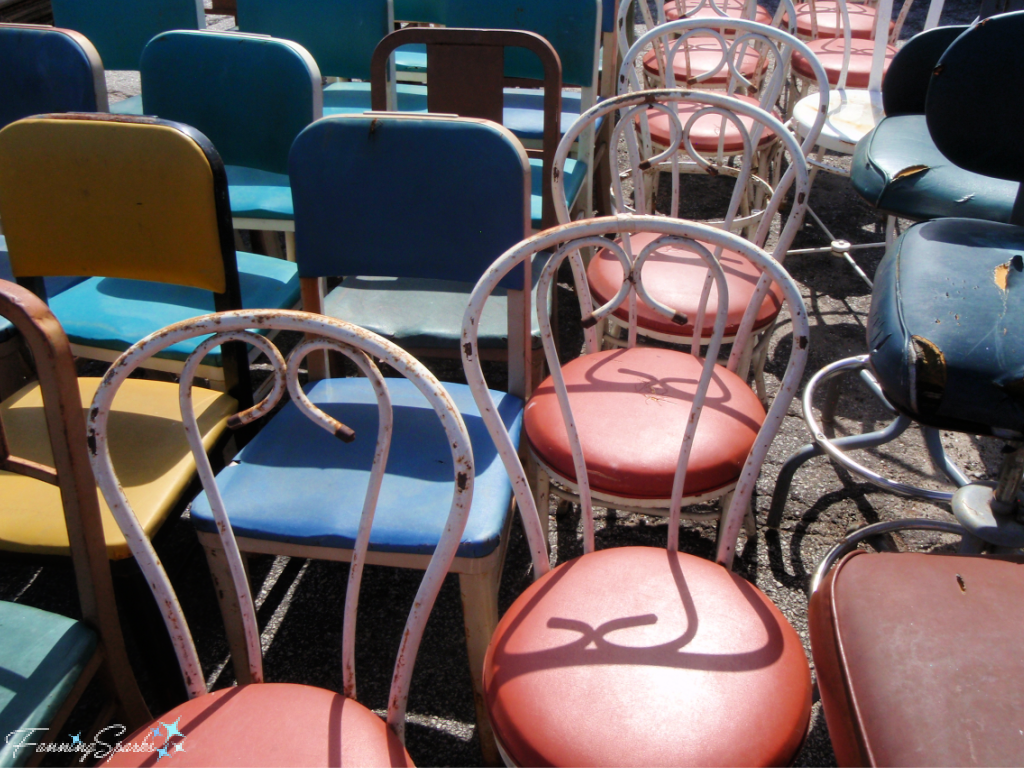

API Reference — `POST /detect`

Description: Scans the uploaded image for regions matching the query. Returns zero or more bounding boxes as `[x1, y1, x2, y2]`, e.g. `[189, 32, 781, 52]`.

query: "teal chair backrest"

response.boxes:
[0, 24, 108, 129]
[51, 0, 204, 70]
[236, 0, 392, 80]
[411, 0, 600, 88]
[289, 115, 530, 289]
[140, 30, 322, 175]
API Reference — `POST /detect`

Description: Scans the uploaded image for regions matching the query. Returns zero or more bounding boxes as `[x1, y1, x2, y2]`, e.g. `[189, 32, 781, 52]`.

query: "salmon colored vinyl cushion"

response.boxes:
[809, 551, 1024, 767]
[587, 231, 784, 338]
[663, 0, 772, 23]
[524, 346, 765, 499]
[484, 546, 812, 767]
[638, 93, 777, 152]
[642, 40, 768, 87]
[785, 1, 893, 39]
[104, 684, 413, 767]
[791, 37, 896, 88]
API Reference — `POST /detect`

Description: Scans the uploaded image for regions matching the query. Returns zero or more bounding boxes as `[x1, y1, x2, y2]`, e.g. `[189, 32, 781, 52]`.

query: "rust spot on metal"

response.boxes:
[798, 335, 808, 349]
[705, 166, 719, 177]
[369, 118, 379, 134]
[956, 573, 966, 592]
[463, 342, 473, 357]
[797, 192, 806, 204]
[457, 471, 469, 491]
[933, 64, 944, 76]
[552, 167, 560, 180]
[87, 433, 97, 455]
[639, 160, 652, 171]
[226, 414, 245, 429]
[894, 165, 929, 180]
[671, 312, 688, 326]
[580, 313, 598, 329]
[335, 423, 357, 443]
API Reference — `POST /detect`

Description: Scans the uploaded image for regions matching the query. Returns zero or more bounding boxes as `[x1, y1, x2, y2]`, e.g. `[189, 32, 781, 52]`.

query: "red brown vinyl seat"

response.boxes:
[524, 346, 766, 500]
[586, 232, 784, 339]
[663, 0, 772, 22]
[643, 39, 769, 87]
[637, 93, 778, 152]
[792, 37, 896, 88]
[785, 1, 893, 39]
[485, 546, 813, 767]
[105, 684, 413, 767]
[810, 551, 1024, 767]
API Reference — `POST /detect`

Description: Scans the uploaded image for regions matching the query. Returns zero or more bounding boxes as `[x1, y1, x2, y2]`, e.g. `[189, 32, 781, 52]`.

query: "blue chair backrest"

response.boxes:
[140, 30, 321, 174]
[927, 12, 1024, 185]
[0, 24, 107, 129]
[289, 115, 530, 288]
[236, 0, 392, 80]
[395, 0, 601, 88]
[51, 0, 204, 71]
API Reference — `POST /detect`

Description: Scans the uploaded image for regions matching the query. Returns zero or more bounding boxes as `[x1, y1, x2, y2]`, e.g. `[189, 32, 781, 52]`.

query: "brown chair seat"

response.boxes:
[524, 346, 766, 499]
[637, 92, 778, 153]
[587, 231, 784, 339]
[663, 0, 773, 24]
[791, 37, 896, 88]
[105, 683, 413, 767]
[484, 545, 813, 767]
[810, 551, 1024, 767]
[642, 39, 769, 87]
[785, 1, 893, 39]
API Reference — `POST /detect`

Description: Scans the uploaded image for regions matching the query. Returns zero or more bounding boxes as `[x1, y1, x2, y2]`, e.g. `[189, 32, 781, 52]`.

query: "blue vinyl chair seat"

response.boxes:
[852, 114, 1019, 224]
[108, 95, 143, 115]
[322, 253, 551, 351]
[0, 237, 85, 344]
[868, 218, 1024, 436]
[0, 601, 97, 768]
[394, 43, 427, 75]
[224, 166, 294, 221]
[190, 377, 523, 559]
[47, 252, 299, 364]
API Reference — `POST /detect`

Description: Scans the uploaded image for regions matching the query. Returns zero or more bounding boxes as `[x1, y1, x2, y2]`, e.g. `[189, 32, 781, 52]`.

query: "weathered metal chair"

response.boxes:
[0, 112, 298, 399]
[769, 12, 1024, 529]
[553, 89, 815, 402]
[138, 29, 322, 261]
[86, 309, 474, 767]
[0, 280, 149, 768]
[187, 114, 532, 763]
[461, 215, 813, 766]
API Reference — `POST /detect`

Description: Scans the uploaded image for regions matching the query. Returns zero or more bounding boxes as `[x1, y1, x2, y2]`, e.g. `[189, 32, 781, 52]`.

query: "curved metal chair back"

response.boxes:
[461, 216, 809, 570]
[554, 89, 812, 257]
[0, 279, 150, 731]
[0, 23, 108, 129]
[86, 309, 474, 741]
[50, 0, 204, 71]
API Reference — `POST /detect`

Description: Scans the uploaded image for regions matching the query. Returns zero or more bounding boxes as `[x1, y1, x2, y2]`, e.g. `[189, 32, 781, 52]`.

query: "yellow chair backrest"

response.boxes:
[0, 114, 233, 293]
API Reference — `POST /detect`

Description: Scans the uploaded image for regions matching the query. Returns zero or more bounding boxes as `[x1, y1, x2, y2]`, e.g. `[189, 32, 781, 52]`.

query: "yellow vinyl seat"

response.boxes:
[0, 377, 236, 559]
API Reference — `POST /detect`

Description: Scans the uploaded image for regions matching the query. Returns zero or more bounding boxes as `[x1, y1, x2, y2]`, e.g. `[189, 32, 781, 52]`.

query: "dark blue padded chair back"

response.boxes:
[140, 30, 321, 175]
[236, 0, 391, 80]
[0, 25, 107, 129]
[289, 115, 530, 288]
[882, 25, 967, 116]
[409, 0, 600, 88]
[927, 12, 1024, 184]
[50, 0, 204, 71]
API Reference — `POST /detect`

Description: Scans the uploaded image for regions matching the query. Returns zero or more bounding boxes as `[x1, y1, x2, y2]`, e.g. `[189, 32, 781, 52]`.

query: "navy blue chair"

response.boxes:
[187, 114, 533, 765]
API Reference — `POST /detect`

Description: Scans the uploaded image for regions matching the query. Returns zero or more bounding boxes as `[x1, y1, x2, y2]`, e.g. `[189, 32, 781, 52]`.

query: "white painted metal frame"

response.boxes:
[86, 309, 474, 743]
[461, 216, 810, 571]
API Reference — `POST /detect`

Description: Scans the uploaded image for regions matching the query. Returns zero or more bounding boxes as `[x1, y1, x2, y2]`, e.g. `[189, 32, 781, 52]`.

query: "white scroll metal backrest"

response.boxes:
[86, 310, 473, 743]
[553, 90, 812, 358]
[461, 216, 810, 571]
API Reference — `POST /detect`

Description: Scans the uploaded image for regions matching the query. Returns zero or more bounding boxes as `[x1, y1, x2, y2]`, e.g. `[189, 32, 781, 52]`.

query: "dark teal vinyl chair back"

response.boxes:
[50, 0, 203, 71]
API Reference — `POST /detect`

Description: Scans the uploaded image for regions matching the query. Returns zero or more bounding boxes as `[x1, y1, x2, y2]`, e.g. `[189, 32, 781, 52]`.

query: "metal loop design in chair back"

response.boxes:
[462, 216, 809, 570]
[86, 309, 474, 742]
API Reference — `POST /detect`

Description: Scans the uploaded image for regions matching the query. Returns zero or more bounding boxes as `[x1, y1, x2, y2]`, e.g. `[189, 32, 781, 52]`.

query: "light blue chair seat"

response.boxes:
[322, 253, 550, 350]
[225, 166, 294, 221]
[191, 377, 524, 559]
[0, 237, 86, 344]
[109, 95, 143, 115]
[47, 252, 299, 364]
[0, 601, 97, 768]
[321, 81, 429, 115]
[393, 43, 427, 75]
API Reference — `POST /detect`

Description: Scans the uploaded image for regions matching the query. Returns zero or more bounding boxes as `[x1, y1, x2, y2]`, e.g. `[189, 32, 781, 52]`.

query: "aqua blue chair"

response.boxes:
[187, 114, 534, 765]
[50, 0, 204, 114]
[139, 30, 323, 261]
[0, 113, 300, 404]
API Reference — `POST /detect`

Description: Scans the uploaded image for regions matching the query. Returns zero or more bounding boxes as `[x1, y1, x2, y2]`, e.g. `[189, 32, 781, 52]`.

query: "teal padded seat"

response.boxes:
[191, 377, 523, 558]
[0, 601, 97, 768]
[50, 0, 204, 71]
[0, 237, 85, 344]
[46, 251, 299, 365]
[139, 30, 322, 228]
[850, 24, 1018, 224]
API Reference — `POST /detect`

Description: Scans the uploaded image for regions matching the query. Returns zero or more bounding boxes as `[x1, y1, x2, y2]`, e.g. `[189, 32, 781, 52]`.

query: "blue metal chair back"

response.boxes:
[50, 0, 203, 71]
[140, 30, 321, 175]
[236, 0, 392, 80]
[0, 24, 107, 130]
[927, 12, 1024, 186]
[289, 114, 530, 288]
